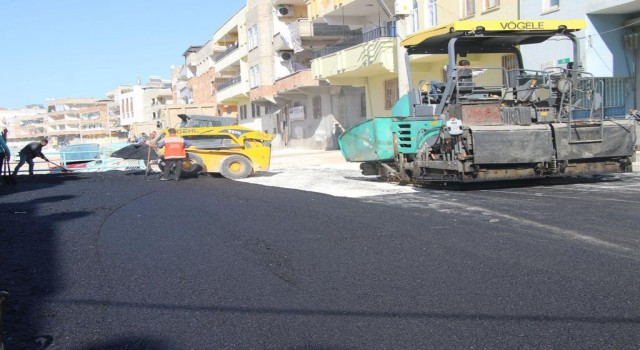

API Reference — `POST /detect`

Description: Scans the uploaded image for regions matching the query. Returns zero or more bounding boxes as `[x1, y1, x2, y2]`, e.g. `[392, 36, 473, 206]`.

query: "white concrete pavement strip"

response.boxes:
[239, 149, 640, 199]
[238, 149, 418, 198]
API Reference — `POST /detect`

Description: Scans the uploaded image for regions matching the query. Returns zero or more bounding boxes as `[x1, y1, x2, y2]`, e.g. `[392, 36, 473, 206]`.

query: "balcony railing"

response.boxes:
[290, 20, 354, 38]
[214, 43, 239, 62]
[312, 26, 395, 59]
[216, 75, 241, 91]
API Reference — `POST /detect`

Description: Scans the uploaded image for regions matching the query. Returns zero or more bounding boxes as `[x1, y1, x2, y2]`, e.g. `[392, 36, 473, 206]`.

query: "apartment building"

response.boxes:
[0, 106, 47, 144]
[172, 40, 239, 124]
[520, 0, 640, 112]
[184, 41, 219, 104]
[107, 77, 172, 140]
[310, 0, 399, 122]
[45, 98, 110, 145]
[212, 7, 250, 115]
[241, 0, 361, 149]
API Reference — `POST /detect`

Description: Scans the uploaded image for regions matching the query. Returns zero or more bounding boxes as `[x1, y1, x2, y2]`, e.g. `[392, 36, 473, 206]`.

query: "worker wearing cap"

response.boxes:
[137, 132, 148, 144]
[13, 139, 49, 176]
[155, 128, 192, 181]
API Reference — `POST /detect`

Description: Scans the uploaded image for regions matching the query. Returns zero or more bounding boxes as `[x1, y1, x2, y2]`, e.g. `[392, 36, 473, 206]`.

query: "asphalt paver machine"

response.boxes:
[339, 20, 636, 184]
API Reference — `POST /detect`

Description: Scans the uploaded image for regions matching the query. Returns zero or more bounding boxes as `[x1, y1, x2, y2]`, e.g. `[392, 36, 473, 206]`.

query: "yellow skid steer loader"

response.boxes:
[157, 115, 273, 179]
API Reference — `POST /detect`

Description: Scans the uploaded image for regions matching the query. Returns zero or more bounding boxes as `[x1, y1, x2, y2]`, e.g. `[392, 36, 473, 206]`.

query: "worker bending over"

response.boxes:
[13, 139, 49, 176]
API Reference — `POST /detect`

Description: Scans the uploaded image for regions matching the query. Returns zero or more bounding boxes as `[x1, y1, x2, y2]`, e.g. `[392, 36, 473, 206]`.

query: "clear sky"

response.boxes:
[0, 1, 244, 109]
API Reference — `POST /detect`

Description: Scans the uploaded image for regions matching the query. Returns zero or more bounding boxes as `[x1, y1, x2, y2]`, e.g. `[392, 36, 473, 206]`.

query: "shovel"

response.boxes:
[144, 144, 151, 181]
[47, 160, 74, 173]
[2, 160, 16, 185]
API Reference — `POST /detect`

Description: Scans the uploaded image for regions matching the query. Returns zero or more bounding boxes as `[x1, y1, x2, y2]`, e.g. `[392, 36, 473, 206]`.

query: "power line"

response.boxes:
[576, 18, 640, 39]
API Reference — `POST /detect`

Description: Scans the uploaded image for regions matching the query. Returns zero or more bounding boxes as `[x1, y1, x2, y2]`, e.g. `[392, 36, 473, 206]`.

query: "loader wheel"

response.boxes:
[220, 155, 252, 180]
[181, 153, 204, 178]
[157, 152, 204, 179]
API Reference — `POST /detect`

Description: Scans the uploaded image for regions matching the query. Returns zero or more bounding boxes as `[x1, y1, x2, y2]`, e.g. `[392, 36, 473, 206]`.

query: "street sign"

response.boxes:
[557, 58, 570, 65]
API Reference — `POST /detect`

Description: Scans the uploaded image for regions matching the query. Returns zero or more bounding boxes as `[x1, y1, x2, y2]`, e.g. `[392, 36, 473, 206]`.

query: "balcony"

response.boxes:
[310, 0, 395, 22]
[12, 126, 45, 139]
[215, 44, 243, 73]
[275, 70, 328, 100]
[274, 20, 353, 52]
[291, 19, 351, 39]
[312, 29, 397, 81]
[216, 75, 241, 91]
[217, 79, 250, 105]
[214, 43, 239, 63]
[313, 26, 394, 59]
[250, 70, 329, 104]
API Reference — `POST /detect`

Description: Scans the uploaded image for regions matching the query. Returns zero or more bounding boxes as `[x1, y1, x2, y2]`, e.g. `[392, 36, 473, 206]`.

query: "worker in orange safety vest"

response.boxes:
[155, 128, 192, 181]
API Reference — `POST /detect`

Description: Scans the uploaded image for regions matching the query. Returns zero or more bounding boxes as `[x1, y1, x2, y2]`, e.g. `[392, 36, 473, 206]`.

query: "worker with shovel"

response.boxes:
[13, 138, 49, 176]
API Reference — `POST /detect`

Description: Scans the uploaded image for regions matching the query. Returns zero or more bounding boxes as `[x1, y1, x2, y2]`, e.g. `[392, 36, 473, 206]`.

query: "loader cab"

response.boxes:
[177, 114, 236, 128]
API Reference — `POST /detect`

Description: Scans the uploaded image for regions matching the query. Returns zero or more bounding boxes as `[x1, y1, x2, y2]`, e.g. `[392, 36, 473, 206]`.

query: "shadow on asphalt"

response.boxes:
[43, 298, 640, 325]
[0, 174, 93, 349]
[69, 337, 169, 350]
[242, 171, 281, 178]
[342, 173, 632, 191]
[420, 175, 627, 191]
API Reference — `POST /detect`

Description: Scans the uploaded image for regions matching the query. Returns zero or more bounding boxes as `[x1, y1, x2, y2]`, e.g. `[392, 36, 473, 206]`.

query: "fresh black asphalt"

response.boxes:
[1, 171, 639, 349]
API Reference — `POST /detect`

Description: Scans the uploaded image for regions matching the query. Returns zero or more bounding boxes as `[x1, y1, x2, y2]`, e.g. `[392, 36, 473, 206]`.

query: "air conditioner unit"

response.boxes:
[276, 5, 294, 17]
[279, 51, 293, 61]
[394, 0, 413, 16]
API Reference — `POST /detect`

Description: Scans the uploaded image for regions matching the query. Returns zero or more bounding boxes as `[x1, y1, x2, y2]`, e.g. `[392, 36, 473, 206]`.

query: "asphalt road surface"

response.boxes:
[1, 169, 639, 349]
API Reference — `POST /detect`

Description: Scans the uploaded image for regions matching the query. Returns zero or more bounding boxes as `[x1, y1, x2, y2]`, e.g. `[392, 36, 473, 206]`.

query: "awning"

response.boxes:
[402, 20, 587, 55]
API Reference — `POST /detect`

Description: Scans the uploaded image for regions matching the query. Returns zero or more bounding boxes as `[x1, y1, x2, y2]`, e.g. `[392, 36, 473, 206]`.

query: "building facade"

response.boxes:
[0, 106, 48, 145]
[45, 98, 110, 146]
[172, 37, 239, 127]
[107, 77, 173, 140]
[245, 0, 363, 149]
[520, 0, 640, 112]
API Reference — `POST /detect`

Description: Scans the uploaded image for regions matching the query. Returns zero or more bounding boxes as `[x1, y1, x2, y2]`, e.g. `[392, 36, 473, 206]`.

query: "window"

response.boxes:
[252, 103, 261, 117]
[543, 0, 559, 12]
[425, 0, 437, 28]
[248, 25, 258, 51]
[411, 1, 419, 34]
[386, 20, 397, 37]
[461, 0, 475, 17]
[249, 65, 261, 88]
[484, 0, 499, 10]
[239, 105, 248, 120]
[360, 93, 367, 117]
[384, 79, 399, 110]
[312, 96, 322, 119]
